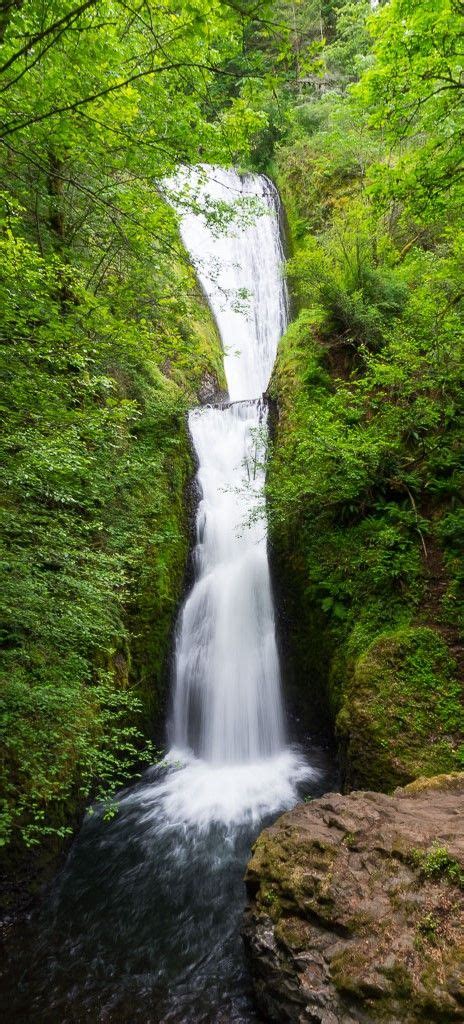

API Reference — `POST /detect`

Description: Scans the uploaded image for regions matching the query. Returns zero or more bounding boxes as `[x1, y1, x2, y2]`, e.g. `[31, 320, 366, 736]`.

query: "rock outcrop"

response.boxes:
[243, 774, 464, 1023]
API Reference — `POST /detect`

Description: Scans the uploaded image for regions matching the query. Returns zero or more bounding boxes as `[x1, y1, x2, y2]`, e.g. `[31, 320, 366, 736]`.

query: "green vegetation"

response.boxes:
[0, 0, 463, 882]
[0, 0, 259, 862]
[417, 913, 439, 943]
[262, 0, 463, 787]
[338, 628, 462, 789]
[410, 845, 464, 889]
[0, 230, 222, 851]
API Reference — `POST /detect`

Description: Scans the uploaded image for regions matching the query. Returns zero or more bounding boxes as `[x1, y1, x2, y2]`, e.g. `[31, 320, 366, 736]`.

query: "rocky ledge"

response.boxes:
[243, 774, 464, 1024]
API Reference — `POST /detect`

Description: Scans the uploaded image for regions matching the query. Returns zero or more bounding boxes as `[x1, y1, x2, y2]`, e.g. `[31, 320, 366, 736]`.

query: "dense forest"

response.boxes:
[1, 0, 463, 908]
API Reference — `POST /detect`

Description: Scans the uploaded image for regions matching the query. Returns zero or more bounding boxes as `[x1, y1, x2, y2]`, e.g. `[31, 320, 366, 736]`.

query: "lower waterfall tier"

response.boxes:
[171, 400, 284, 764]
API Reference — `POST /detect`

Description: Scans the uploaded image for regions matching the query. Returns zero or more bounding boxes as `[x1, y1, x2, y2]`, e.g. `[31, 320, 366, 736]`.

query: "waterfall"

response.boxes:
[170, 168, 286, 764]
[159, 167, 313, 820]
[171, 167, 287, 402]
[172, 400, 284, 763]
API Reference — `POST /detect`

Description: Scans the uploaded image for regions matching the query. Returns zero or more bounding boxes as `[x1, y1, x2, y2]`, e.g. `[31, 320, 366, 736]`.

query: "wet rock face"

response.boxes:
[243, 774, 464, 1024]
[197, 371, 228, 405]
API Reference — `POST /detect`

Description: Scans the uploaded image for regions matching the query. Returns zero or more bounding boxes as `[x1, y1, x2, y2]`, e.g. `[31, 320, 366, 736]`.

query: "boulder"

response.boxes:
[243, 774, 464, 1023]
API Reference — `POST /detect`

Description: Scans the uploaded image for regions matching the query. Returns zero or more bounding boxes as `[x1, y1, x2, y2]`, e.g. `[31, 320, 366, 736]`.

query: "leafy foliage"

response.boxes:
[0, 219, 224, 847]
[0, 0, 258, 852]
[353, 0, 464, 220]
[266, 0, 464, 787]
[410, 844, 464, 889]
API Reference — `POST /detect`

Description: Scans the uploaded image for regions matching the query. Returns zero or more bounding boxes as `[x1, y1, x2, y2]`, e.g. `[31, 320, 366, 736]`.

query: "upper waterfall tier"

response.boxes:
[174, 167, 288, 402]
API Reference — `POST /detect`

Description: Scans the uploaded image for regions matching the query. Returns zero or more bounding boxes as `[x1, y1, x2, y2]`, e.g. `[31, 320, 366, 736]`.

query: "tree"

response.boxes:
[354, 0, 464, 220]
[0, 0, 269, 289]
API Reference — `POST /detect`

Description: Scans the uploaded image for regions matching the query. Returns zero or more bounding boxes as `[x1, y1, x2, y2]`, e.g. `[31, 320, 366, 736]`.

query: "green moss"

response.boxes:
[409, 844, 464, 889]
[338, 628, 463, 791]
[153, 272, 226, 401]
[399, 772, 464, 796]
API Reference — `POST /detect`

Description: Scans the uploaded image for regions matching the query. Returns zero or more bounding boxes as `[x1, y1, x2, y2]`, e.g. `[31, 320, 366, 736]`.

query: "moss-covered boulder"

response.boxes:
[336, 627, 463, 792]
[243, 774, 464, 1024]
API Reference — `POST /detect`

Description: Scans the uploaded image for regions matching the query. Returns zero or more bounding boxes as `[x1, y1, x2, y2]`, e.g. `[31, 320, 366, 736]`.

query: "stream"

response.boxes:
[2, 167, 335, 1023]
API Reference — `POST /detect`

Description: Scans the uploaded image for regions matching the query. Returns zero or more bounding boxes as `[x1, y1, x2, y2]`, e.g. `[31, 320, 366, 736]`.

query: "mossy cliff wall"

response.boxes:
[122, 281, 226, 727]
[266, 154, 463, 791]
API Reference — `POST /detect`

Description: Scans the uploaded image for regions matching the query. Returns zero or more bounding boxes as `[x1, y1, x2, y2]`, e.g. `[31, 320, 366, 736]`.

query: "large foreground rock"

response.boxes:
[243, 774, 464, 1023]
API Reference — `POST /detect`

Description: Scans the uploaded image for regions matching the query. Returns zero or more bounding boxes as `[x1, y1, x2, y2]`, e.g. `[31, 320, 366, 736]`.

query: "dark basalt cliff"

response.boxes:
[243, 773, 464, 1024]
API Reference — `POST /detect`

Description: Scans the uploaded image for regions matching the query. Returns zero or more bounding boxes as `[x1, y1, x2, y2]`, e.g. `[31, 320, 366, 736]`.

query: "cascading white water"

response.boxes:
[172, 400, 284, 763]
[159, 166, 314, 820]
[171, 169, 286, 766]
[171, 167, 288, 401]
